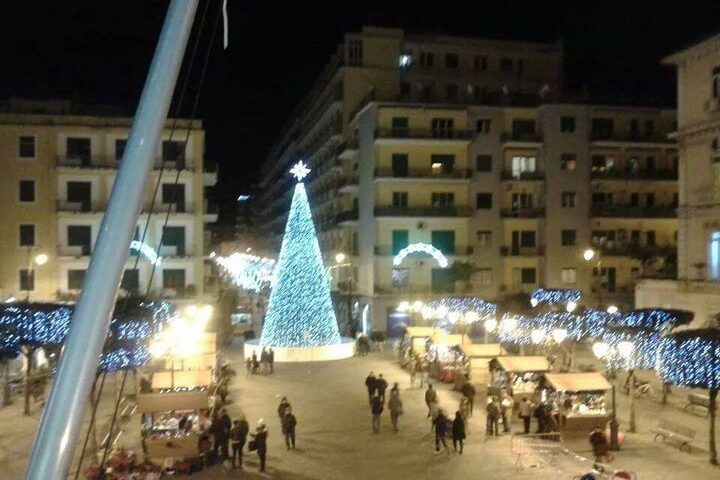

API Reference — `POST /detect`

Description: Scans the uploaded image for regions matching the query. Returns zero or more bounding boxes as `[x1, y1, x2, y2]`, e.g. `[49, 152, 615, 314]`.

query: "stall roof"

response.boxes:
[495, 356, 550, 372]
[463, 344, 503, 358]
[431, 333, 469, 345]
[406, 326, 436, 338]
[545, 372, 612, 392]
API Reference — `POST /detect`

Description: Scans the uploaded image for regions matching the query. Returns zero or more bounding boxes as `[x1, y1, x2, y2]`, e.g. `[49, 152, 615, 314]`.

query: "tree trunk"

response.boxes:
[710, 388, 718, 466]
[629, 387, 636, 433]
[23, 347, 35, 415]
[662, 383, 671, 405]
[2, 361, 11, 406]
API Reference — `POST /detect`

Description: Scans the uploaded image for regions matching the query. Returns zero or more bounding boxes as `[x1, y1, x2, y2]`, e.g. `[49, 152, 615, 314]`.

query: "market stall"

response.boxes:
[543, 372, 611, 438]
[405, 326, 437, 355]
[488, 356, 550, 401]
[426, 334, 470, 383]
[460, 344, 504, 391]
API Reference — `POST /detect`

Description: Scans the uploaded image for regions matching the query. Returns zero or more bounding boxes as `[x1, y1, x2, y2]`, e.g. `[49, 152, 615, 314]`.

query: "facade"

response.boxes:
[636, 34, 720, 327]
[259, 27, 678, 333]
[0, 98, 217, 302]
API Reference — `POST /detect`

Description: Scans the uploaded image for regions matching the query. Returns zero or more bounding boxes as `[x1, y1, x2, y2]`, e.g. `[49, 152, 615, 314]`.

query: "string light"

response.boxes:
[214, 252, 275, 292]
[260, 164, 341, 348]
[656, 329, 720, 390]
[530, 288, 581, 307]
[393, 243, 449, 268]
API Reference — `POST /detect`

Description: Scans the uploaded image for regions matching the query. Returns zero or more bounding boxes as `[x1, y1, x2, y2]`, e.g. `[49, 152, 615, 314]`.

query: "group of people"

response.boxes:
[246, 347, 275, 376]
[366, 372, 404, 433]
[423, 384, 467, 454]
[200, 408, 269, 472]
[485, 392, 515, 436]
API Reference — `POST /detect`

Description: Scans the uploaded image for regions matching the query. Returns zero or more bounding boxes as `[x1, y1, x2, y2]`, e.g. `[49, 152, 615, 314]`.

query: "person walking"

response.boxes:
[534, 401, 548, 434]
[409, 359, 417, 389]
[277, 396, 291, 421]
[260, 348, 268, 375]
[388, 390, 403, 433]
[250, 420, 268, 472]
[424, 384, 438, 417]
[371, 393, 384, 433]
[589, 426, 613, 463]
[245, 357, 252, 377]
[281, 407, 297, 450]
[460, 378, 476, 417]
[251, 352, 259, 375]
[268, 348, 275, 374]
[420, 360, 430, 389]
[452, 411, 466, 454]
[500, 392, 515, 433]
[230, 416, 249, 469]
[518, 397, 533, 434]
[376, 374, 388, 404]
[486, 397, 500, 437]
[365, 372, 378, 403]
[433, 410, 450, 454]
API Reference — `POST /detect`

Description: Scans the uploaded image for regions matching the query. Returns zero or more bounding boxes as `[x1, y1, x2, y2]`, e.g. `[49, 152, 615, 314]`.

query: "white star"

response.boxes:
[290, 160, 311, 181]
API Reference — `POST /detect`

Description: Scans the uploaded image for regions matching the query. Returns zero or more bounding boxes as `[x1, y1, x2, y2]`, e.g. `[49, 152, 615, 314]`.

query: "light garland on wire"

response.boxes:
[260, 162, 341, 348]
[529, 288, 581, 308]
[129, 240, 162, 266]
[601, 327, 661, 371]
[422, 297, 497, 327]
[213, 252, 276, 292]
[613, 308, 693, 332]
[656, 329, 720, 390]
[0, 304, 74, 346]
[393, 243, 449, 268]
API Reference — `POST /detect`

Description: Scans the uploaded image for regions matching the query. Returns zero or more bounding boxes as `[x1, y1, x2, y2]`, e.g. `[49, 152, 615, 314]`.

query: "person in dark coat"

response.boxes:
[277, 397, 291, 420]
[589, 426, 612, 463]
[486, 397, 500, 437]
[281, 407, 297, 450]
[218, 409, 232, 459]
[370, 393, 384, 433]
[460, 379, 476, 417]
[376, 374, 388, 403]
[268, 348, 275, 374]
[424, 384, 438, 417]
[250, 421, 268, 472]
[365, 372, 377, 403]
[534, 401, 547, 434]
[251, 352, 259, 375]
[452, 411, 466, 454]
[434, 410, 450, 454]
[230, 416, 249, 469]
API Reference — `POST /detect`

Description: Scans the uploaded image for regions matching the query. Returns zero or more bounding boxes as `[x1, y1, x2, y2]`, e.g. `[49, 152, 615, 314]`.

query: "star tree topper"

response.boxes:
[290, 160, 311, 181]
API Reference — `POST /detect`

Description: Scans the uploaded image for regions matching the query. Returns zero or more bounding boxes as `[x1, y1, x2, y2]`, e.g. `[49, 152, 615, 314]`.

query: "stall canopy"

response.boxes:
[431, 333, 470, 345]
[544, 372, 612, 392]
[494, 356, 550, 373]
[463, 344, 504, 358]
[152, 369, 213, 389]
[406, 326, 436, 338]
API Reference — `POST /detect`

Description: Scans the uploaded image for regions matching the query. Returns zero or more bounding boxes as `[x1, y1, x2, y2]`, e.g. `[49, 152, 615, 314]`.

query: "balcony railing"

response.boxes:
[57, 245, 91, 257]
[590, 205, 677, 218]
[500, 245, 545, 256]
[597, 243, 675, 257]
[500, 208, 546, 218]
[500, 132, 543, 143]
[590, 169, 678, 180]
[56, 155, 195, 171]
[158, 245, 194, 257]
[56, 200, 105, 213]
[375, 128, 473, 141]
[374, 205, 473, 217]
[374, 245, 474, 256]
[374, 284, 457, 295]
[500, 170, 545, 180]
[590, 132, 674, 143]
[335, 209, 359, 223]
[374, 168, 473, 180]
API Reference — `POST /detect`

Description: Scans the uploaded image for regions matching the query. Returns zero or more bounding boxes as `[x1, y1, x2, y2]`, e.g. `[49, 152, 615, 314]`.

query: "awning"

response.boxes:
[136, 390, 209, 413]
[406, 326, 436, 338]
[544, 372, 612, 392]
[494, 356, 550, 373]
[152, 369, 213, 389]
[431, 333, 468, 346]
[462, 344, 503, 358]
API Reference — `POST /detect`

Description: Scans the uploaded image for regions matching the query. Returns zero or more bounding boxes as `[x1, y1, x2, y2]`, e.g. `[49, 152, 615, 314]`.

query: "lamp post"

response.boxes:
[616, 340, 637, 433]
[583, 248, 604, 308]
[25, 249, 48, 301]
[593, 341, 620, 450]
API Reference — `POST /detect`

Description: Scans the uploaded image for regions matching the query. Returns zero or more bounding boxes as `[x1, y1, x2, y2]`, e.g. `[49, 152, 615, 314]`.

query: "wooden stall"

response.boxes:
[489, 356, 551, 401]
[544, 372, 611, 438]
[461, 344, 504, 391]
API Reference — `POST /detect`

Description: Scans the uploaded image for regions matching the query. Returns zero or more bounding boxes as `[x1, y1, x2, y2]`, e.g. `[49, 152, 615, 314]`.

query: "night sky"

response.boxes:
[2, 1, 718, 222]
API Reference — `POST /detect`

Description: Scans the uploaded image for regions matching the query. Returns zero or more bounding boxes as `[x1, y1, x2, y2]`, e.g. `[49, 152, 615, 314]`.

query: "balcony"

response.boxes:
[337, 175, 359, 193]
[374, 284, 461, 295]
[500, 132, 543, 146]
[57, 245, 91, 257]
[56, 200, 105, 213]
[204, 202, 219, 223]
[374, 168, 473, 181]
[500, 245, 545, 256]
[337, 136, 359, 160]
[159, 245, 194, 257]
[590, 132, 674, 144]
[590, 169, 678, 181]
[374, 128, 473, 142]
[56, 155, 109, 169]
[335, 209, 359, 223]
[500, 170, 545, 181]
[374, 205, 473, 218]
[598, 243, 675, 258]
[500, 208, 546, 218]
[203, 161, 218, 186]
[590, 205, 677, 218]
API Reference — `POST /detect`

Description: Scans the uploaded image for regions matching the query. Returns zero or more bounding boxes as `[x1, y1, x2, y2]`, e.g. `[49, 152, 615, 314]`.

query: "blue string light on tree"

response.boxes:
[260, 161, 342, 348]
[602, 326, 661, 370]
[530, 288, 581, 310]
[422, 297, 497, 330]
[613, 308, 693, 332]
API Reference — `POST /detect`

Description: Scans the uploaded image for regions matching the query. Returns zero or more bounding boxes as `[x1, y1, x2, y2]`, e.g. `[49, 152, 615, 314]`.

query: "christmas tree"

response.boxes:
[260, 161, 341, 347]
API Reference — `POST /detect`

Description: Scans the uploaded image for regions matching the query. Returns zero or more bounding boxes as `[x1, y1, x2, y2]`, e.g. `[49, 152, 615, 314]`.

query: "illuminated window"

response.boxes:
[561, 268, 577, 284]
[709, 231, 720, 280]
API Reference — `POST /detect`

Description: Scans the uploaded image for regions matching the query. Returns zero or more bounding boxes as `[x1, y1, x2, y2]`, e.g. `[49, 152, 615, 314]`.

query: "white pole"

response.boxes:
[24, 1, 198, 478]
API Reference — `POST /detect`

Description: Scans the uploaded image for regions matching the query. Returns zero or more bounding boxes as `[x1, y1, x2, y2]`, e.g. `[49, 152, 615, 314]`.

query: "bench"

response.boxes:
[650, 420, 696, 451]
[683, 392, 717, 416]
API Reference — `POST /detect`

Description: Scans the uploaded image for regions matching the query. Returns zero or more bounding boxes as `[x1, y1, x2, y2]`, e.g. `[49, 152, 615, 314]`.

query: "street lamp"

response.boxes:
[593, 340, 620, 451]
[616, 340, 636, 433]
[607, 305, 619, 315]
[583, 248, 596, 262]
[25, 250, 49, 301]
[583, 247, 604, 308]
[335, 252, 346, 264]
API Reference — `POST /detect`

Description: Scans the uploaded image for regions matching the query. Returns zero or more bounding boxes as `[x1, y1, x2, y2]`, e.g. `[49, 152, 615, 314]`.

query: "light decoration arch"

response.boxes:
[130, 240, 162, 266]
[392, 243, 448, 268]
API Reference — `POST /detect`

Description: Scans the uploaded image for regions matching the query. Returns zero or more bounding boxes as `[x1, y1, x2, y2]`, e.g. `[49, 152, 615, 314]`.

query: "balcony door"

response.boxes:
[67, 181, 92, 211]
[68, 225, 92, 255]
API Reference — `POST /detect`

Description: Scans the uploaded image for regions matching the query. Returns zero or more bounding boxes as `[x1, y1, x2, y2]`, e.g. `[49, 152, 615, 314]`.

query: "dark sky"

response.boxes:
[2, 1, 718, 222]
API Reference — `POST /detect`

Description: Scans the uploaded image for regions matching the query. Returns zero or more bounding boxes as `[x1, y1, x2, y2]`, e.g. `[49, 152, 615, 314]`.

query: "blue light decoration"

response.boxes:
[260, 161, 342, 347]
[214, 252, 276, 292]
[0, 303, 73, 346]
[393, 243, 449, 268]
[423, 296, 497, 330]
[129, 240, 162, 266]
[657, 329, 720, 389]
[496, 313, 537, 345]
[612, 308, 693, 332]
[602, 327, 661, 370]
[529, 288, 581, 307]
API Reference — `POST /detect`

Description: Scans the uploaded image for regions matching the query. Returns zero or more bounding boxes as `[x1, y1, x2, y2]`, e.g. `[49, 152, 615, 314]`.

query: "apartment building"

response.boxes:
[0, 98, 218, 302]
[258, 26, 678, 333]
[636, 33, 720, 327]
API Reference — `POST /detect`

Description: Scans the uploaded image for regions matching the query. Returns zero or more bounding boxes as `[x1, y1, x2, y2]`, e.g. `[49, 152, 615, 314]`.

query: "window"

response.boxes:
[67, 137, 91, 166]
[646, 231, 656, 246]
[162, 269, 186, 289]
[561, 268, 577, 284]
[592, 192, 614, 207]
[431, 192, 455, 207]
[430, 154, 454, 174]
[68, 225, 92, 255]
[591, 118, 614, 140]
[67, 181, 92, 211]
[561, 192, 576, 208]
[162, 226, 186, 256]
[162, 140, 186, 166]
[511, 193, 534, 210]
[391, 117, 409, 137]
[400, 82, 410, 96]
[19, 224, 35, 247]
[115, 139, 127, 161]
[646, 156, 656, 172]
[476, 268, 493, 285]
[629, 193, 639, 207]
[391, 154, 408, 177]
[476, 154, 492, 172]
[431, 230, 455, 254]
[162, 184, 186, 212]
[20, 269, 34, 291]
[348, 40, 363, 66]
[560, 116, 576, 133]
[561, 229, 577, 246]
[476, 193, 492, 209]
[520, 268, 536, 284]
[392, 268, 409, 287]
[520, 231, 536, 248]
[511, 156, 537, 178]
[516, 58, 524, 76]
[445, 53, 459, 69]
[476, 230, 492, 246]
[591, 155, 615, 173]
[419, 51, 434, 68]
[511, 119, 536, 140]
[646, 192, 655, 207]
[476, 119, 491, 134]
[445, 84, 458, 101]
[431, 118, 454, 138]
[419, 83, 433, 101]
[68, 269, 86, 290]
[392, 230, 409, 255]
[19, 180, 35, 202]
[121, 269, 140, 292]
[392, 192, 408, 207]
[500, 58, 514, 72]
[630, 119, 639, 139]
[18, 136, 35, 158]
[710, 231, 720, 280]
[561, 154, 577, 171]
[432, 268, 455, 293]
[645, 119, 655, 137]
[474, 55, 487, 71]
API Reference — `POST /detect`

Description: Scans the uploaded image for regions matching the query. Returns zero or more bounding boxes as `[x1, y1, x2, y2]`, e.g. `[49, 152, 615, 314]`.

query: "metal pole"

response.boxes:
[24, 2, 198, 478]
[610, 380, 620, 451]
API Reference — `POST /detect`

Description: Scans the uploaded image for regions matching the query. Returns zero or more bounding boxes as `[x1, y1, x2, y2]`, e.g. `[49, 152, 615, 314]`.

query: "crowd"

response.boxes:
[246, 347, 275, 376]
